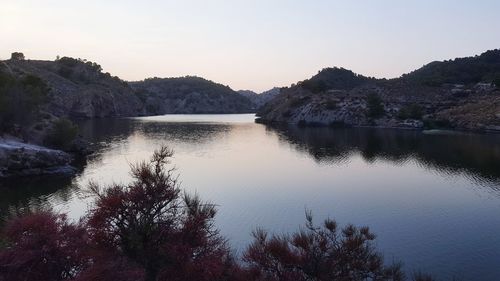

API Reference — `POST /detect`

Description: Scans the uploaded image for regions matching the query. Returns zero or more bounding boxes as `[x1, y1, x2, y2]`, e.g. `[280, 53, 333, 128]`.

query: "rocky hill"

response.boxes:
[131, 76, 254, 114]
[257, 50, 500, 132]
[2, 57, 144, 119]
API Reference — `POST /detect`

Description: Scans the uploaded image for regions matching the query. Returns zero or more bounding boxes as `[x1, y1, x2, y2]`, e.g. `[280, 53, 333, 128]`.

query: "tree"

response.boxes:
[45, 118, 79, 150]
[10, 52, 25, 61]
[243, 211, 404, 281]
[366, 93, 385, 119]
[397, 103, 423, 120]
[84, 146, 233, 281]
[0, 72, 49, 132]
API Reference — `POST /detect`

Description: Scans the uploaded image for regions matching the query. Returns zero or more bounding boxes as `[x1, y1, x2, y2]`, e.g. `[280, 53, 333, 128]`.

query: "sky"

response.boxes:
[1, 0, 500, 92]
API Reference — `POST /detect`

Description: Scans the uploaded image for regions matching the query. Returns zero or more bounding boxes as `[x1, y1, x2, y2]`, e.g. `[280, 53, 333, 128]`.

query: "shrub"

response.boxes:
[398, 104, 423, 120]
[324, 100, 337, 110]
[493, 74, 500, 88]
[0, 212, 88, 281]
[45, 118, 79, 150]
[366, 93, 385, 119]
[0, 72, 49, 132]
[58, 66, 74, 78]
[243, 211, 404, 281]
[289, 96, 311, 108]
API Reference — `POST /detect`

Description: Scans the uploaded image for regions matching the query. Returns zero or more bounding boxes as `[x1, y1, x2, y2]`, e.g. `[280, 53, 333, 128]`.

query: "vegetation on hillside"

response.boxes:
[366, 93, 385, 119]
[397, 104, 423, 120]
[298, 67, 375, 93]
[132, 76, 255, 114]
[55, 56, 124, 85]
[136, 76, 241, 99]
[0, 147, 435, 281]
[0, 68, 49, 132]
[403, 49, 500, 86]
[44, 118, 79, 150]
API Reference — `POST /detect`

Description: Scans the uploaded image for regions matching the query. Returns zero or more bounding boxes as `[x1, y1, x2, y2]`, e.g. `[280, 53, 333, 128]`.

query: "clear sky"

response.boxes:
[1, 0, 500, 92]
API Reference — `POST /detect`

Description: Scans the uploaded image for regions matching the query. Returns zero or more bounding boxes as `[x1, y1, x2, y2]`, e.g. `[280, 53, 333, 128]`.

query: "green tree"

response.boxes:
[10, 52, 25, 60]
[366, 93, 385, 119]
[398, 103, 423, 120]
[45, 118, 79, 150]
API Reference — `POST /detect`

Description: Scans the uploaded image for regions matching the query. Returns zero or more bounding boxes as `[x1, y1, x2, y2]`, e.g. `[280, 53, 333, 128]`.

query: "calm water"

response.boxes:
[1, 114, 500, 280]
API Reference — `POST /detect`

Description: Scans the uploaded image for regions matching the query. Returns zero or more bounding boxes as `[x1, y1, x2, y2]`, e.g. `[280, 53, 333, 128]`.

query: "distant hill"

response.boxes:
[237, 87, 281, 109]
[131, 76, 254, 114]
[257, 50, 500, 132]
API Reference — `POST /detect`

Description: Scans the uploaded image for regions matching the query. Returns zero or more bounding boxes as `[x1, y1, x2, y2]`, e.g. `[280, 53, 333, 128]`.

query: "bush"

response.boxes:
[0, 212, 87, 281]
[493, 74, 500, 88]
[45, 118, 79, 149]
[0, 72, 49, 132]
[289, 96, 311, 108]
[244, 211, 404, 281]
[324, 100, 337, 110]
[398, 104, 423, 120]
[366, 93, 385, 119]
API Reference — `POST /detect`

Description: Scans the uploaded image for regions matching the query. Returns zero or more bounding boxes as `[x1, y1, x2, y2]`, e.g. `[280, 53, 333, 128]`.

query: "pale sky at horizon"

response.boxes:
[1, 0, 500, 92]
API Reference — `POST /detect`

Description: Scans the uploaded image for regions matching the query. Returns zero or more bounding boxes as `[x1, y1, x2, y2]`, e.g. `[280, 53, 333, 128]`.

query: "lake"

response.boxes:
[1, 114, 500, 280]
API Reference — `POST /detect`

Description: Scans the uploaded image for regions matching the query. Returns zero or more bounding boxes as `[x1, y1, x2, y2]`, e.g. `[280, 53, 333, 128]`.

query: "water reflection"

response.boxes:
[78, 118, 232, 146]
[1, 115, 500, 280]
[267, 125, 500, 189]
[0, 175, 77, 221]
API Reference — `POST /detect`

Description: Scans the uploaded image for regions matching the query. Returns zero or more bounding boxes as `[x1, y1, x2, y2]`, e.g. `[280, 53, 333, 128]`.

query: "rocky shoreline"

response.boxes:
[0, 137, 75, 178]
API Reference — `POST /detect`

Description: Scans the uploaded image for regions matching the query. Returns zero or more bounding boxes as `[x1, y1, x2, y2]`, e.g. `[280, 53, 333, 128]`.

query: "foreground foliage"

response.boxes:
[0, 147, 432, 281]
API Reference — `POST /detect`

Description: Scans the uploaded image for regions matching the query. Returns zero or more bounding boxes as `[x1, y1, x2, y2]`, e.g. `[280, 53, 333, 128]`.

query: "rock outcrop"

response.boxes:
[0, 138, 74, 177]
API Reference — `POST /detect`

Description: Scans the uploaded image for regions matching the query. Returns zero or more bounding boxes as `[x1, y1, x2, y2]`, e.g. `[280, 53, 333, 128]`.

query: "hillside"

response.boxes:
[2, 56, 143, 119]
[131, 76, 254, 114]
[257, 50, 500, 132]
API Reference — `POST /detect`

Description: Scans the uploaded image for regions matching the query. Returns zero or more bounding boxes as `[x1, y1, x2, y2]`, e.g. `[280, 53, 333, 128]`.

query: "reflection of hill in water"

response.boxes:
[1, 119, 234, 222]
[78, 118, 232, 146]
[0, 175, 77, 223]
[267, 125, 500, 187]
